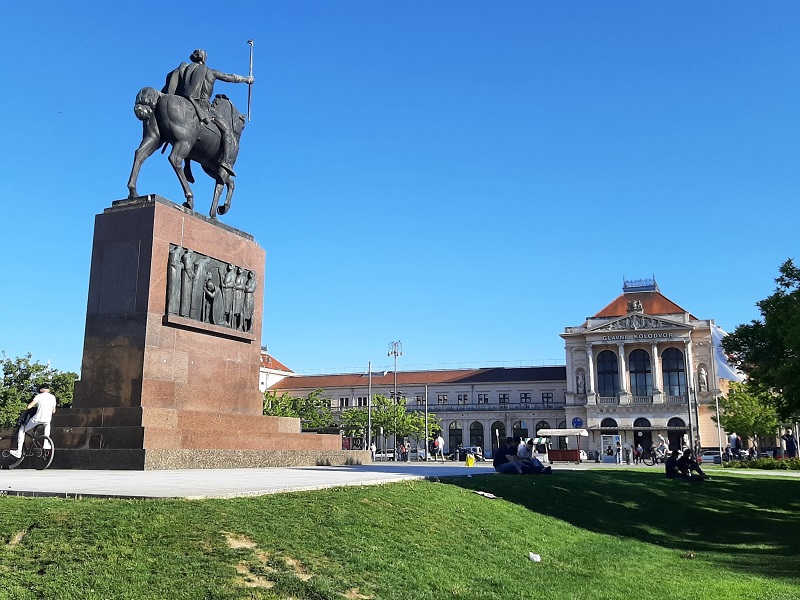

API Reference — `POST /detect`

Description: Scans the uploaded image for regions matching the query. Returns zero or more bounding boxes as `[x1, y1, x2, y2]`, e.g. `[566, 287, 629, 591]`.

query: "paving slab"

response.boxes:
[3, 460, 783, 500]
[0, 462, 497, 499]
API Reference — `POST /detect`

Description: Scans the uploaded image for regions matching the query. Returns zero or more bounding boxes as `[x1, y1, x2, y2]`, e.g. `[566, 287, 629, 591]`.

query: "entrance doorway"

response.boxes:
[667, 418, 687, 450]
[633, 418, 653, 451]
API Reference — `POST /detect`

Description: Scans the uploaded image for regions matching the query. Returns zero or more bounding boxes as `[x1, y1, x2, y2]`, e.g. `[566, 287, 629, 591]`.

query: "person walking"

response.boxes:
[782, 429, 797, 458]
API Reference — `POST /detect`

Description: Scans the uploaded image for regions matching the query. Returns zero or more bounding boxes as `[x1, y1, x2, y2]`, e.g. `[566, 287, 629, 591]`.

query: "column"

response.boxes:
[651, 343, 663, 403]
[684, 340, 699, 447]
[617, 343, 628, 396]
[586, 346, 596, 394]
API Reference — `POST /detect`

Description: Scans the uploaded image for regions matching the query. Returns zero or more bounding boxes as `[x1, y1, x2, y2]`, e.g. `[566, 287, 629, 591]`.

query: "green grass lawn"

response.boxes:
[1, 469, 798, 599]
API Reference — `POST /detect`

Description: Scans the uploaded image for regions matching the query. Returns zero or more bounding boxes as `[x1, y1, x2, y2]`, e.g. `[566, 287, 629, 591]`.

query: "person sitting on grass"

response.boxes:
[517, 438, 532, 461]
[517, 439, 552, 474]
[676, 449, 711, 480]
[665, 450, 682, 479]
[493, 437, 552, 475]
[493, 437, 524, 474]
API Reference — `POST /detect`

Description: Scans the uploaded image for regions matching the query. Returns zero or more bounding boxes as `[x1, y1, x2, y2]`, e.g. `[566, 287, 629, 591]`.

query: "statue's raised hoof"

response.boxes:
[217, 204, 229, 216]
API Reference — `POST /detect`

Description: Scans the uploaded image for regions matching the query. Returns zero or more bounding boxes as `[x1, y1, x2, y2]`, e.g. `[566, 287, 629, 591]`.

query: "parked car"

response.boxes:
[373, 448, 395, 461]
[450, 446, 485, 461]
[699, 450, 722, 465]
[409, 447, 428, 461]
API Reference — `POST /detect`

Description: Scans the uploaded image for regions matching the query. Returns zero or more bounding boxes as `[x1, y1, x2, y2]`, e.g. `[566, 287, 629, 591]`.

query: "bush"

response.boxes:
[723, 457, 800, 470]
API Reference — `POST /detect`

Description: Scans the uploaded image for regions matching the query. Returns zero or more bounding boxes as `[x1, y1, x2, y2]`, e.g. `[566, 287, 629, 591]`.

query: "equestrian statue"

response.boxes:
[127, 45, 255, 219]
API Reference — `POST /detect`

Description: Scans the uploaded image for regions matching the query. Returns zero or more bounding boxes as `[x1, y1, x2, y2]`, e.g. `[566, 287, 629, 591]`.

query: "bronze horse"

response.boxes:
[126, 87, 246, 218]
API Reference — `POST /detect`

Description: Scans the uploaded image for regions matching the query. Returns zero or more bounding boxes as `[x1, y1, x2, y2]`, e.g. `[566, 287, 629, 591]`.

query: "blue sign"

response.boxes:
[572, 417, 583, 428]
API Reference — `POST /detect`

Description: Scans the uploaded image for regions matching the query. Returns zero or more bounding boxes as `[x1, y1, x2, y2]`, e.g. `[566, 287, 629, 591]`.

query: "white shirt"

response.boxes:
[30, 392, 57, 423]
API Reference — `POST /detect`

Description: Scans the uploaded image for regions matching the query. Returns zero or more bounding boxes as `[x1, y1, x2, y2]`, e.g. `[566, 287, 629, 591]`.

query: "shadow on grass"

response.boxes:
[445, 470, 800, 581]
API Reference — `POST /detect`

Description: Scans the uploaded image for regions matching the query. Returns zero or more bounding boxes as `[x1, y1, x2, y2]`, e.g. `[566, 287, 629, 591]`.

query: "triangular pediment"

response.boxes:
[589, 314, 688, 333]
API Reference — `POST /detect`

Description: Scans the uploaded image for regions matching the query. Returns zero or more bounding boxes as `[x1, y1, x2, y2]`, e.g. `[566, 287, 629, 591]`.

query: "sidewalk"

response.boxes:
[1, 462, 496, 499]
[3, 460, 792, 499]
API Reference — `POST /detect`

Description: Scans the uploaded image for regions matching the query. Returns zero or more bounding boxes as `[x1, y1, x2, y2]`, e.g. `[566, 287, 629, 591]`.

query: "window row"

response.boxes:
[336, 391, 562, 408]
[433, 392, 558, 406]
[596, 347, 687, 397]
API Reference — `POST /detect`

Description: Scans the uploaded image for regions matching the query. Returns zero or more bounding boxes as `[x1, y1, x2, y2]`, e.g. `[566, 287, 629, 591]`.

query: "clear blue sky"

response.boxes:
[1, 2, 797, 376]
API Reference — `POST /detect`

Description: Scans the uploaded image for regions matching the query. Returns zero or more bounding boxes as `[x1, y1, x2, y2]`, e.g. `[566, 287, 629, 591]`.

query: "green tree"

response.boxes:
[263, 388, 334, 429]
[714, 382, 780, 444]
[339, 395, 440, 446]
[403, 410, 441, 447]
[340, 406, 368, 438]
[0, 353, 78, 428]
[723, 259, 800, 419]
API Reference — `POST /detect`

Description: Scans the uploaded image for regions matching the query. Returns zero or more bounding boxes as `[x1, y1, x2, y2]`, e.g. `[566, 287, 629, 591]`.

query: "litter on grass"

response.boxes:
[474, 491, 500, 499]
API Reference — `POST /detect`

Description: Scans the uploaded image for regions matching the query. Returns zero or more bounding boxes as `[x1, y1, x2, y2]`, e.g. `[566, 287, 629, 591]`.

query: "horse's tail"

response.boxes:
[133, 87, 162, 121]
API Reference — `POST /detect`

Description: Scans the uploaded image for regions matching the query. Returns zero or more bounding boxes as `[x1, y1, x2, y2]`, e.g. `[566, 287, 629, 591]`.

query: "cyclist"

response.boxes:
[10, 384, 56, 458]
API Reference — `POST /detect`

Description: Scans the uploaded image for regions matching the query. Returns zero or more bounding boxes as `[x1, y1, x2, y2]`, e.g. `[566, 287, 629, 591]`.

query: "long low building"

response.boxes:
[265, 278, 733, 456]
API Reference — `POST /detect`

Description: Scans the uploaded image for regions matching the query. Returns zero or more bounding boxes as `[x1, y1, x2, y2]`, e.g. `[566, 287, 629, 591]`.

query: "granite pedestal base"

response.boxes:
[51, 196, 342, 469]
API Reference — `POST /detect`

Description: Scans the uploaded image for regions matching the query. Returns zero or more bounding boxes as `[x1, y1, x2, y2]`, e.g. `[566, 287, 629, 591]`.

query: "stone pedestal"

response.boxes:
[52, 196, 348, 469]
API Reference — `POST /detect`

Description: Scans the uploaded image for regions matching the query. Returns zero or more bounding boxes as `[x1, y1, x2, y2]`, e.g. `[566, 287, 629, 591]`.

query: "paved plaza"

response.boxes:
[0, 460, 616, 499]
[2, 460, 791, 499]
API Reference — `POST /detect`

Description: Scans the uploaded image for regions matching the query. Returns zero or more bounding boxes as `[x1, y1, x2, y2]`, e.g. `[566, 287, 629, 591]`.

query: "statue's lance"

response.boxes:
[247, 39, 254, 121]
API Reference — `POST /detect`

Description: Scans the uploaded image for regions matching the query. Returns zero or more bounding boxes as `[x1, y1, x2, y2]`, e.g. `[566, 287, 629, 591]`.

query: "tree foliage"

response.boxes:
[713, 382, 780, 442]
[723, 259, 800, 419]
[0, 353, 78, 428]
[263, 388, 334, 428]
[340, 394, 440, 444]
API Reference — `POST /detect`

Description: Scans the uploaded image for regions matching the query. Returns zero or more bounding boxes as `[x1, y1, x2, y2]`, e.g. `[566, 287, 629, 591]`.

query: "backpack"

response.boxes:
[433, 439, 439, 448]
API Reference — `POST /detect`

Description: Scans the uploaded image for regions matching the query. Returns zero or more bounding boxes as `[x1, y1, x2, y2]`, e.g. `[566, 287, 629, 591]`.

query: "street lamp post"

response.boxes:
[388, 340, 403, 454]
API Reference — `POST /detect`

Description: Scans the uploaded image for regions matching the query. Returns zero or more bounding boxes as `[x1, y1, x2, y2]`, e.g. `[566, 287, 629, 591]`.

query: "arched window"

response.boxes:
[629, 349, 653, 396]
[491, 421, 506, 452]
[597, 350, 619, 397]
[513, 421, 528, 439]
[448, 422, 463, 451]
[469, 421, 484, 448]
[633, 418, 651, 428]
[535, 420, 550, 434]
[600, 418, 618, 428]
[661, 347, 687, 396]
[667, 417, 686, 428]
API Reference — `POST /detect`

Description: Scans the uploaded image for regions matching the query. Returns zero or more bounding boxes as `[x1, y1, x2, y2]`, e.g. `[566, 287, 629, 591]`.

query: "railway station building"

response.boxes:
[264, 279, 731, 456]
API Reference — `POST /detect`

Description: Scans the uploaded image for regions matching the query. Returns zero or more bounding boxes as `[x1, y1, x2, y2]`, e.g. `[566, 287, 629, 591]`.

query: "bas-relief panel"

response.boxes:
[166, 244, 257, 333]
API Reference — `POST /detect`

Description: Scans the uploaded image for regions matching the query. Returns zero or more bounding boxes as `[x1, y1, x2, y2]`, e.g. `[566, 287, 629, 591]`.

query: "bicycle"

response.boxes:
[0, 423, 55, 470]
[642, 448, 667, 466]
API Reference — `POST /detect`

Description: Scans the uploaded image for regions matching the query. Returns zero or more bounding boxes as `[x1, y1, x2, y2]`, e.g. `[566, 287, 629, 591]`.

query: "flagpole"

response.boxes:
[367, 361, 373, 452]
[424, 384, 429, 461]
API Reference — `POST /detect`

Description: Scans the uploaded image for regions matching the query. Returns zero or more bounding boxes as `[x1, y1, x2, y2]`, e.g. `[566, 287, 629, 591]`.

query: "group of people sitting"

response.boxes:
[493, 436, 553, 475]
[665, 449, 711, 480]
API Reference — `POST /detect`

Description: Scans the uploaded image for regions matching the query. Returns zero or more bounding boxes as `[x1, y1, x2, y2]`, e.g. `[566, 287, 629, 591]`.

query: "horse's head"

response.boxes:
[133, 87, 162, 121]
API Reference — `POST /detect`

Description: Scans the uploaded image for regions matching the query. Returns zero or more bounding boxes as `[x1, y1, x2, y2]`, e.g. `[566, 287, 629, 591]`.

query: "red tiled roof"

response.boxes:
[270, 366, 566, 391]
[260, 353, 293, 373]
[593, 291, 698, 320]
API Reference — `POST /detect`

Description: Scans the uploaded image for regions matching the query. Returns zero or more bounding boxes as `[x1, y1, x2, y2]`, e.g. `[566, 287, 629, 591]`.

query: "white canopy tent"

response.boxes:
[534, 429, 589, 462]
[536, 429, 589, 438]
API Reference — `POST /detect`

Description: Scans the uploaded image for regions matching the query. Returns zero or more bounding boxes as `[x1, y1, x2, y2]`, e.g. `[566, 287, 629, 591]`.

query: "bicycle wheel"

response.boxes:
[0, 446, 24, 469]
[642, 453, 655, 466]
[29, 436, 55, 470]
